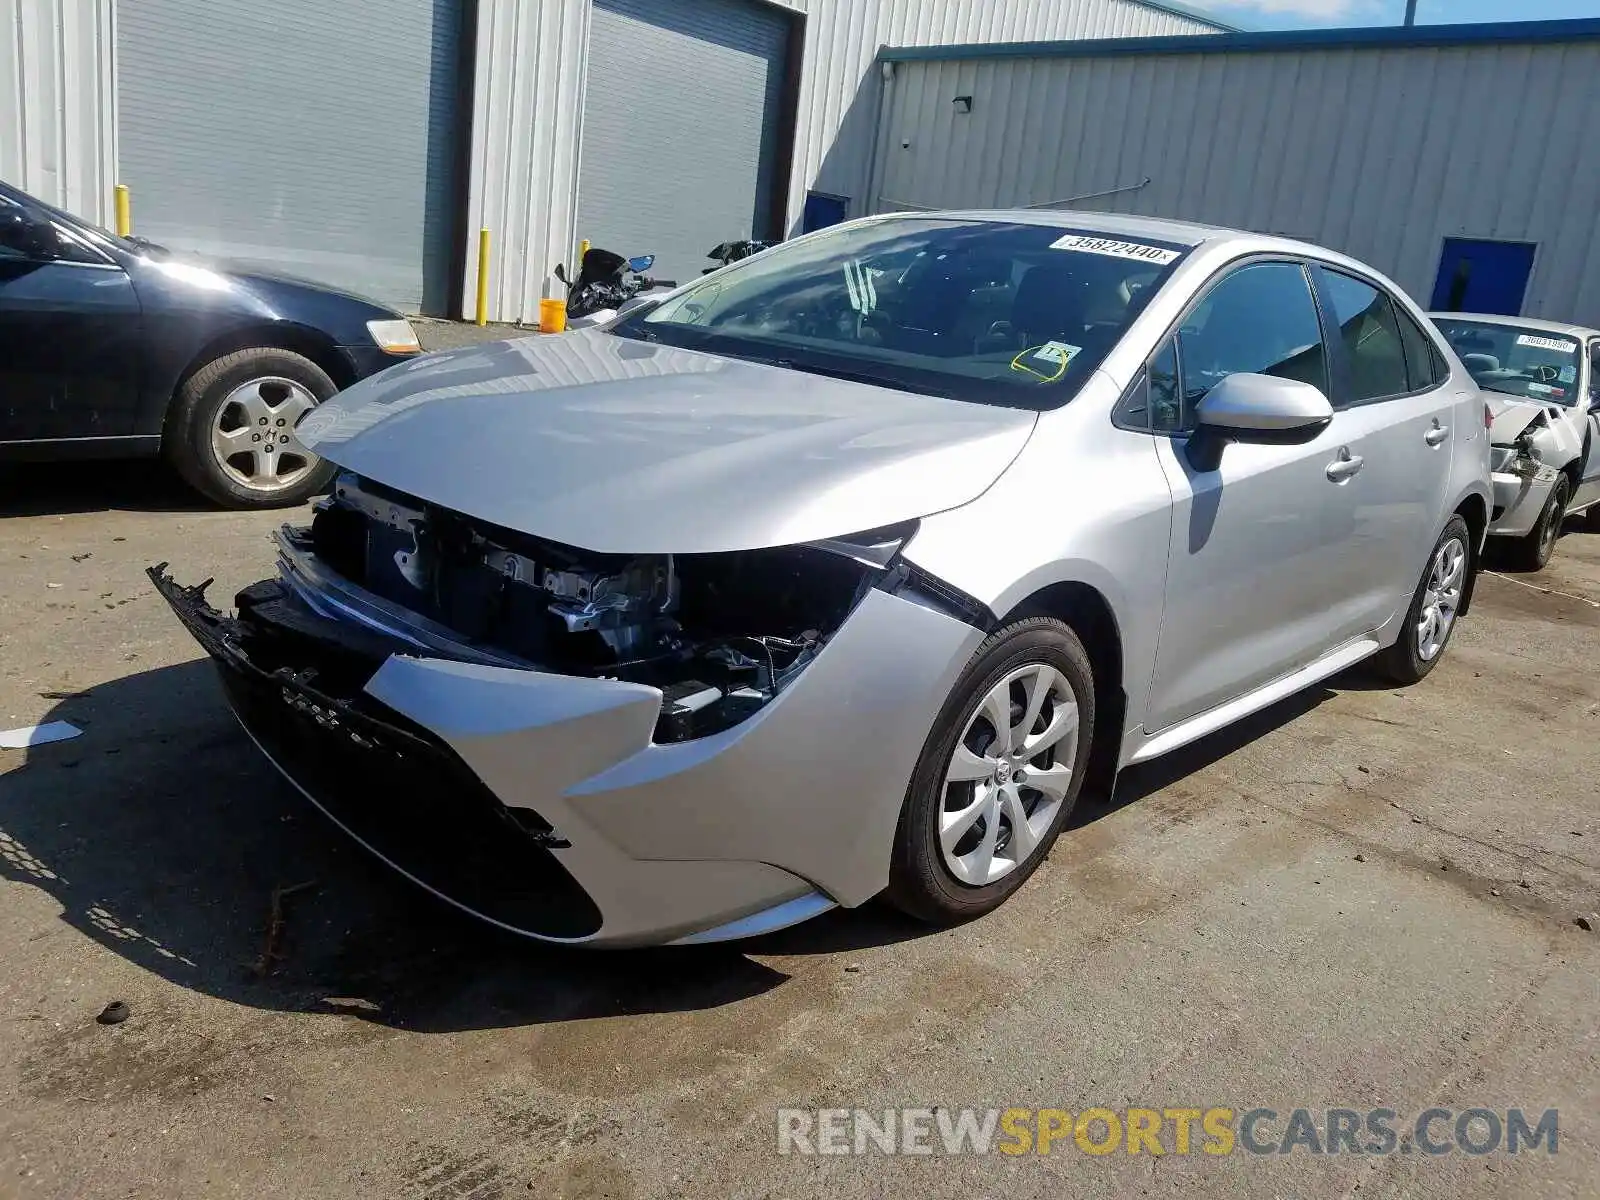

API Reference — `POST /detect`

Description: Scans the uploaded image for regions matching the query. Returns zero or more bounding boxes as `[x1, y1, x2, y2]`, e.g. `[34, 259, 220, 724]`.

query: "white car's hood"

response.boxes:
[297, 330, 1037, 554]
[1485, 393, 1583, 465]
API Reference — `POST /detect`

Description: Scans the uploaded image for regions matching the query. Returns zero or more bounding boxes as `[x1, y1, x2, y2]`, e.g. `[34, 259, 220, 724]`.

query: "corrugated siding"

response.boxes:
[874, 38, 1600, 325]
[117, 0, 464, 312]
[792, 0, 1221, 230]
[465, 0, 590, 323]
[0, 0, 115, 224]
[466, 0, 1223, 322]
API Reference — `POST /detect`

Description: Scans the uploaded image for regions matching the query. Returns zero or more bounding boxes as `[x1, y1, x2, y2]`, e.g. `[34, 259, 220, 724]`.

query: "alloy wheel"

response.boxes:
[940, 663, 1079, 886]
[1416, 534, 1466, 662]
[210, 376, 319, 493]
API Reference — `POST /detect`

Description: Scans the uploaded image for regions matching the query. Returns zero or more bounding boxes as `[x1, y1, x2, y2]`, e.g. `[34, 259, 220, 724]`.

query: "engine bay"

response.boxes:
[284, 473, 889, 741]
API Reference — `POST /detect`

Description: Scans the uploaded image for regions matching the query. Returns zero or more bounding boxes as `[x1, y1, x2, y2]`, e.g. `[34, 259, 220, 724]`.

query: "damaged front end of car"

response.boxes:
[150, 472, 986, 945]
[1487, 402, 1575, 536]
[288, 472, 911, 739]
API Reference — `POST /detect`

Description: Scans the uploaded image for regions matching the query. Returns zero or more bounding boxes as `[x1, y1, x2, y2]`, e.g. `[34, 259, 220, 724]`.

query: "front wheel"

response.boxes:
[1376, 515, 1470, 685]
[164, 347, 337, 509]
[887, 617, 1095, 925]
[1508, 473, 1570, 571]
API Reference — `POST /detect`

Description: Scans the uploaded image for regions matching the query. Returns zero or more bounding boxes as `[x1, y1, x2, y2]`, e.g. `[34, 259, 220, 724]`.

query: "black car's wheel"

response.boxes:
[164, 348, 337, 509]
[887, 617, 1095, 925]
[1377, 515, 1470, 685]
[1508, 474, 1570, 571]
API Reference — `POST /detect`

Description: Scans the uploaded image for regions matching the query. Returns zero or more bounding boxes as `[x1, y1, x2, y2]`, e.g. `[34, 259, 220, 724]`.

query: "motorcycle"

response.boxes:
[553, 246, 676, 328]
[702, 238, 776, 274]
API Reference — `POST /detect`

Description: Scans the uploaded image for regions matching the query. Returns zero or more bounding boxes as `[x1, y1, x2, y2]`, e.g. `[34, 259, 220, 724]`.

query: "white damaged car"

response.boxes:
[1432, 314, 1600, 569]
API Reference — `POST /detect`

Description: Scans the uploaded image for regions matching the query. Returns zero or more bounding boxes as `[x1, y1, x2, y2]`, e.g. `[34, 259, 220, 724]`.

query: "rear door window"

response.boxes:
[1317, 268, 1410, 404]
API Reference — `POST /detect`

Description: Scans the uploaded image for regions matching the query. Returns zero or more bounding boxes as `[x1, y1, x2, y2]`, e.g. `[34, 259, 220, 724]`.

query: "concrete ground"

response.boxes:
[2, 358, 1597, 1198]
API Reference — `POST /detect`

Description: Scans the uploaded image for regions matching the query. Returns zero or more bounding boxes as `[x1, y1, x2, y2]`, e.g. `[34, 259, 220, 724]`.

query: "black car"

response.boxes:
[0, 180, 422, 507]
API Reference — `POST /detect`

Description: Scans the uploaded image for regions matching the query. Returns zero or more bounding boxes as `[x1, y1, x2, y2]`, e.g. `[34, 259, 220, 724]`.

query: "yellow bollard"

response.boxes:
[113, 184, 131, 237]
[579, 237, 590, 262]
[475, 227, 490, 326]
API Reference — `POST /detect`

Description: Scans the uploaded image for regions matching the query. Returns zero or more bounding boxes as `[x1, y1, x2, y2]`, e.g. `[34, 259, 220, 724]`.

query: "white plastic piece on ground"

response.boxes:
[0, 721, 83, 749]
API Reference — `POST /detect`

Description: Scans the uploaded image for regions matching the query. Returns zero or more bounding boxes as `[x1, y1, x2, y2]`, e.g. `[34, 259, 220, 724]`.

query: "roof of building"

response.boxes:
[879, 16, 1600, 64]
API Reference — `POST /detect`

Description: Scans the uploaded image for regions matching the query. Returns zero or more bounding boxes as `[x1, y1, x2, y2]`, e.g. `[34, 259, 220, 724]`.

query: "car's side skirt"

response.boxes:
[1123, 636, 1382, 766]
[0, 434, 161, 462]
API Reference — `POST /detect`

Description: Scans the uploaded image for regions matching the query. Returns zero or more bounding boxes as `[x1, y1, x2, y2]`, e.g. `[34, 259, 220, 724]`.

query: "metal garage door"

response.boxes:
[117, 0, 464, 314]
[576, 0, 791, 286]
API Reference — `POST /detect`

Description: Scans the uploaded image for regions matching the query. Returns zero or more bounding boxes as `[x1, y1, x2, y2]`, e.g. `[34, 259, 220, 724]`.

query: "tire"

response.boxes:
[1376, 515, 1470, 685]
[887, 617, 1095, 925]
[1507, 473, 1570, 572]
[164, 347, 338, 509]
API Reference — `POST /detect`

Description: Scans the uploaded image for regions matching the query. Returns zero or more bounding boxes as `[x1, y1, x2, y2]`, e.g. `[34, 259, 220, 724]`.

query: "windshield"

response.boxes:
[1433, 318, 1582, 405]
[613, 218, 1189, 410]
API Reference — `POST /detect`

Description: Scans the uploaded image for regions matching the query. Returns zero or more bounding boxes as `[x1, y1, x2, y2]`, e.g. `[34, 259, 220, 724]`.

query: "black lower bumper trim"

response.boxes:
[148, 565, 602, 940]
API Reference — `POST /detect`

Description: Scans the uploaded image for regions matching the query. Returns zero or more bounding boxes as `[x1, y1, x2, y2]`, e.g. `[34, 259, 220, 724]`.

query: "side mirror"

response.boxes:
[627, 254, 655, 273]
[1187, 373, 1333, 469]
[1195, 372, 1333, 437]
[0, 208, 58, 260]
[553, 262, 569, 285]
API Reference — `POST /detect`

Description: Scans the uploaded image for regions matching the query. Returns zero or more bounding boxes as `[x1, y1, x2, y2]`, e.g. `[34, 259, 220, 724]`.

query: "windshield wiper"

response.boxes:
[738, 355, 946, 397]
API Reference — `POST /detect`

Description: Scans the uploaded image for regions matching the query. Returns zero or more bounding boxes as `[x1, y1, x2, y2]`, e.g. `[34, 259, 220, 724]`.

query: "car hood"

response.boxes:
[296, 331, 1038, 554]
[1486, 395, 1543, 443]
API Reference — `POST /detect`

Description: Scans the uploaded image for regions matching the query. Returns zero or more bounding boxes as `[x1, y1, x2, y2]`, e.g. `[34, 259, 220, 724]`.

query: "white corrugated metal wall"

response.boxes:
[0, 0, 116, 225]
[464, 0, 1223, 323]
[872, 31, 1600, 325]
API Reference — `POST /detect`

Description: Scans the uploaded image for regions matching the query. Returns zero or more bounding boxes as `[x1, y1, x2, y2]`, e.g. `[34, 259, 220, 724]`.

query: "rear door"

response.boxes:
[1143, 259, 1363, 732]
[1310, 266, 1459, 631]
[0, 194, 142, 443]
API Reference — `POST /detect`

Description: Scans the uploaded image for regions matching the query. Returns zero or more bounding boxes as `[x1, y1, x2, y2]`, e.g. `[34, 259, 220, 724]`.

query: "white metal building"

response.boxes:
[868, 18, 1600, 325]
[0, 0, 1224, 321]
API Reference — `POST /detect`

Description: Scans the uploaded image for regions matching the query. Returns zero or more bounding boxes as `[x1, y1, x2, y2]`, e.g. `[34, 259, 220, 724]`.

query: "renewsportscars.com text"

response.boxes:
[776, 1106, 1558, 1157]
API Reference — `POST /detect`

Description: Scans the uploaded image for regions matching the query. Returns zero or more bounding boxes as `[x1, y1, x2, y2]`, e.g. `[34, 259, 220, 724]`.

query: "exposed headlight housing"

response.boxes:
[366, 318, 421, 354]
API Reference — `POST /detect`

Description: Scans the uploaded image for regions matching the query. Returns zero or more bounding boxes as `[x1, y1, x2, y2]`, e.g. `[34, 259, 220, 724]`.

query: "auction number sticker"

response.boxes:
[1032, 341, 1082, 366]
[1050, 234, 1180, 265]
[1516, 334, 1577, 353]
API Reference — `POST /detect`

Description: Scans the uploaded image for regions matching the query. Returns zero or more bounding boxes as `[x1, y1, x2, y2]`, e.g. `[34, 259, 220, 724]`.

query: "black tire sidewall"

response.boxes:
[1531, 476, 1570, 569]
[167, 348, 337, 508]
[889, 617, 1095, 924]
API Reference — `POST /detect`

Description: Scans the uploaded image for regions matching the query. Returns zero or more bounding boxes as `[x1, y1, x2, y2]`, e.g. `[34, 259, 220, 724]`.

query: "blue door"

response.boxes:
[802, 192, 848, 233]
[1430, 239, 1535, 315]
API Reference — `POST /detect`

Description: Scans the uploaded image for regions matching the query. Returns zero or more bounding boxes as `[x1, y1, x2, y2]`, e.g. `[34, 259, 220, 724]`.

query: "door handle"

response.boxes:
[1425, 421, 1450, 446]
[1326, 448, 1364, 482]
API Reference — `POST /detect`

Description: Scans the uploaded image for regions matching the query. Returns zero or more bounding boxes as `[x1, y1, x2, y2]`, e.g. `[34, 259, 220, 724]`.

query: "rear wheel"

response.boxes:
[1508, 473, 1570, 571]
[887, 617, 1095, 925]
[164, 347, 337, 509]
[1377, 515, 1469, 685]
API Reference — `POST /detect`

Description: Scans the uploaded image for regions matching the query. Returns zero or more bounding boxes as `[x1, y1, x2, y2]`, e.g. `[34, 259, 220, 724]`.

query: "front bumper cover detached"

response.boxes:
[149, 564, 981, 947]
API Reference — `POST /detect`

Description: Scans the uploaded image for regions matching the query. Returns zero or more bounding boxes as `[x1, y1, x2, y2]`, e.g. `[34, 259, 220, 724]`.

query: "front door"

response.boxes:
[1430, 238, 1535, 316]
[1145, 260, 1361, 733]
[0, 196, 142, 443]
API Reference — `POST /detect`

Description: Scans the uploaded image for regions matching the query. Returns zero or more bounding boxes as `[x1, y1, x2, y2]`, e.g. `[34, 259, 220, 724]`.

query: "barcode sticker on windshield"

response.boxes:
[1049, 234, 1180, 265]
[1516, 333, 1577, 352]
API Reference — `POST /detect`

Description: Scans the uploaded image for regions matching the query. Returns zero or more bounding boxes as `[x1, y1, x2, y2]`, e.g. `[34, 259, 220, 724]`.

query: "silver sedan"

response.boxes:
[152, 211, 1492, 946]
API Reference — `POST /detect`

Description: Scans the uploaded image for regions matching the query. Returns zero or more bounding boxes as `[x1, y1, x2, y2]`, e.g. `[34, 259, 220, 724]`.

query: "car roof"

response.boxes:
[874, 207, 1330, 254]
[1428, 311, 1598, 341]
